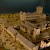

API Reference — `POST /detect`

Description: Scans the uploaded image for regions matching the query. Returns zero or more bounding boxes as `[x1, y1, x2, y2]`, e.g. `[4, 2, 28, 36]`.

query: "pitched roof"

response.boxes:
[16, 33, 35, 50]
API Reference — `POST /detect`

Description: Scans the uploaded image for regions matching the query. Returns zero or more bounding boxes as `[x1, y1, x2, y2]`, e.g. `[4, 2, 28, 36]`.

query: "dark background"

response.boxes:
[0, 0, 50, 15]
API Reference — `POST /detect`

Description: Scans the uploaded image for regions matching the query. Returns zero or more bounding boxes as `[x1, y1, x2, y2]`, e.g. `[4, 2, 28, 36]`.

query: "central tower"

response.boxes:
[36, 6, 43, 14]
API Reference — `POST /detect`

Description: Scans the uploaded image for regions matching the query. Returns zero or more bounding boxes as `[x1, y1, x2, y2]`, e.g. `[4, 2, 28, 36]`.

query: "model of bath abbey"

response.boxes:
[0, 6, 50, 50]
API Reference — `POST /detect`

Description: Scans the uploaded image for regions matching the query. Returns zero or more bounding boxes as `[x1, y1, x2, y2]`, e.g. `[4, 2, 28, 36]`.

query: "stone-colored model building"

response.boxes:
[6, 26, 36, 50]
[16, 33, 36, 50]
[20, 11, 26, 21]
[33, 28, 40, 38]
[20, 21, 34, 34]
[7, 26, 19, 39]
[20, 6, 46, 21]
[36, 6, 43, 14]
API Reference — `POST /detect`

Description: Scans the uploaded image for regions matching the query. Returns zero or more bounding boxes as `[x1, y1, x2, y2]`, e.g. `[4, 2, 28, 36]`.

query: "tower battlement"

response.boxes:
[36, 6, 43, 14]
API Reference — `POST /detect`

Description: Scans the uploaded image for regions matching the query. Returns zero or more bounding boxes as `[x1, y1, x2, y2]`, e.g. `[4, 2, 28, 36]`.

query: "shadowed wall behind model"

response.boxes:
[0, 0, 50, 15]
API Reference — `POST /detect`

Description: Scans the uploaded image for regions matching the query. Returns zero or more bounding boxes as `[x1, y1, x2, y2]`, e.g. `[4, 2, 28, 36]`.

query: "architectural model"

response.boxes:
[0, 6, 50, 50]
